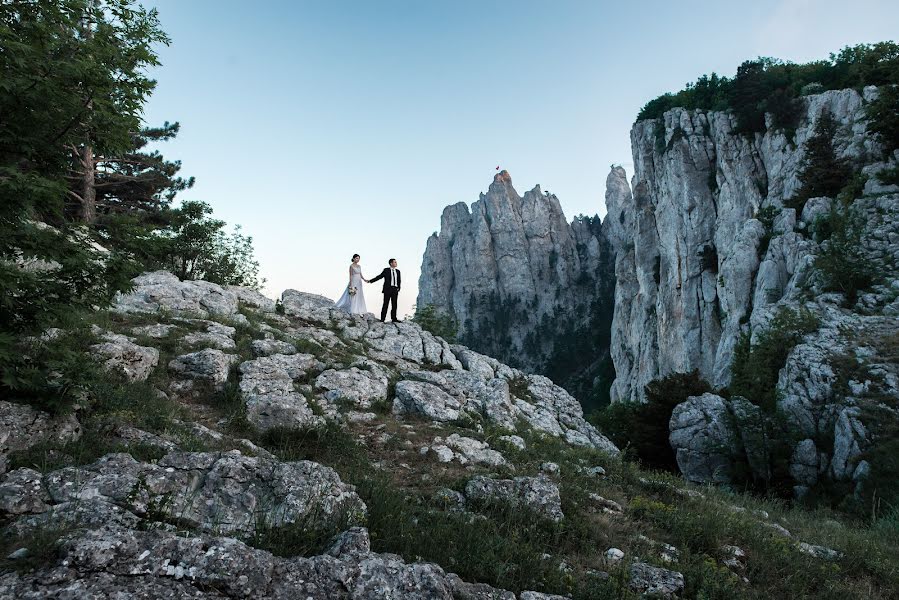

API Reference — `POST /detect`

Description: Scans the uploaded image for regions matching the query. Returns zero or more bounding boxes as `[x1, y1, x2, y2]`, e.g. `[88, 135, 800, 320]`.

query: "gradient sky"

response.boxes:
[142, 0, 899, 315]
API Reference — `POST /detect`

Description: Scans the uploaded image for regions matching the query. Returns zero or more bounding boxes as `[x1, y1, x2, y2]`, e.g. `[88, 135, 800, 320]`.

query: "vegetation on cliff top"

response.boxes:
[636, 42, 899, 137]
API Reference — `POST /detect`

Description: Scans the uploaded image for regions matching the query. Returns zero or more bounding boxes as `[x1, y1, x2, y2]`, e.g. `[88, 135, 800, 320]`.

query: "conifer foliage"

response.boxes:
[785, 111, 853, 214]
[0, 1, 261, 400]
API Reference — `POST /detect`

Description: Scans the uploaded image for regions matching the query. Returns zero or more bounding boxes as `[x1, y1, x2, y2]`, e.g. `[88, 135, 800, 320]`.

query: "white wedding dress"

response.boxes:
[335, 264, 368, 314]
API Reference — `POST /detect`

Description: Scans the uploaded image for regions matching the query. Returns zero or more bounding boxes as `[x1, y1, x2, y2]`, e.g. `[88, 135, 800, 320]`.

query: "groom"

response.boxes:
[368, 258, 402, 322]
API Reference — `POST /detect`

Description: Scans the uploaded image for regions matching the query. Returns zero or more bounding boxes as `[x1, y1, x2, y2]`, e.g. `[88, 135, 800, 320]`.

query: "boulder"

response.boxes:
[90, 331, 159, 382]
[428, 434, 508, 467]
[315, 367, 388, 409]
[251, 338, 297, 357]
[393, 380, 463, 422]
[169, 349, 237, 387]
[628, 561, 685, 598]
[0, 400, 81, 475]
[669, 393, 767, 484]
[464, 474, 563, 522]
[113, 270, 239, 317]
[42, 451, 365, 535]
[182, 320, 237, 351]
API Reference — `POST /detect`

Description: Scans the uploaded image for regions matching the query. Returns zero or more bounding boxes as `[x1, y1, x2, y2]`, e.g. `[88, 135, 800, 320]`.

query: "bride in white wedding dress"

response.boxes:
[335, 254, 369, 314]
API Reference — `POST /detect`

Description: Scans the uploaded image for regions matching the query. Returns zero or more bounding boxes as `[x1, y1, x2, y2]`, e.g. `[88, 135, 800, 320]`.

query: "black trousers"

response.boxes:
[380, 287, 399, 321]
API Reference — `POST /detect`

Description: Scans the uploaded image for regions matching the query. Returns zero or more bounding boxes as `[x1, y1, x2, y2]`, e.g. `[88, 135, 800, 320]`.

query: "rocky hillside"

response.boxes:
[604, 86, 899, 500]
[418, 170, 615, 406]
[4, 271, 895, 598]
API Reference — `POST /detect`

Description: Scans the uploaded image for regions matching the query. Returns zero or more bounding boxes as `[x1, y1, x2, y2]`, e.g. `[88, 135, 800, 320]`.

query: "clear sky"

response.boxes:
[141, 0, 899, 315]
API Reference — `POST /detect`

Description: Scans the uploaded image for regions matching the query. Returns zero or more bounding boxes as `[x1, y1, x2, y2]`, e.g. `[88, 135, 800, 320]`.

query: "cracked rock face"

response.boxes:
[238, 353, 325, 431]
[417, 171, 615, 399]
[464, 474, 563, 522]
[0, 400, 81, 475]
[628, 561, 685, 598]
[607, 86, 899, 499]
[90, 331, 160, 382]
[28, 451, 366, 535]
[0, 510, 529, 599]
[606, 87, 896, 402]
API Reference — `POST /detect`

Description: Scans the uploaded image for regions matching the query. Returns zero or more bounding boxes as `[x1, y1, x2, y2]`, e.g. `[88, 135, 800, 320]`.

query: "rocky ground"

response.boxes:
[1, 271, 896, 598]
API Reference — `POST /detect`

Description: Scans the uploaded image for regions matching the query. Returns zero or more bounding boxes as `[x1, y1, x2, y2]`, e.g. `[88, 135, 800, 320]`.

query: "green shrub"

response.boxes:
[592, 371, 713, 472]
[784, 111, 853, 214]
[755, 205, 781, 259]
[411, 304, 458, 342]
[876, 165, 899, 186]
[866, 83, 899, 157]
[729, 306, 819, 412]
[813, 208, 874, 304]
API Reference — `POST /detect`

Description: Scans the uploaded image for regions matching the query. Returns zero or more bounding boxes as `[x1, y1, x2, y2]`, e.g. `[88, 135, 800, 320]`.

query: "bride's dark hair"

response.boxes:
[352, 254, 360, 261]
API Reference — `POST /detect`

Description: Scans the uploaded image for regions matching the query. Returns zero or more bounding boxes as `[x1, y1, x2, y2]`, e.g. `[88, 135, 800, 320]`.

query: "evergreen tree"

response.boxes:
[78, 121, 195, 220]
[866, 84, 899, 157]
[785, 111, 852, 213]
[0, 0, 167, 395]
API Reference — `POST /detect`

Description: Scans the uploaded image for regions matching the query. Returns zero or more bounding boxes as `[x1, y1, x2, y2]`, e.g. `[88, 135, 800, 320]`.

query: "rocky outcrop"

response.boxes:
[90, 330, 159, 382]
[418, 170, 615, 405]
[99, 274, 622, 457]
[0, 515, 523, 599]
[606, 87, 897, 402]
[606, 86, 899, 499]
[3, 451, 365, 535]
[464, 474, 564, 522]
[669, 393, 767, 484]
[0, 270, 630, 598]
[0, 400, 81, 475]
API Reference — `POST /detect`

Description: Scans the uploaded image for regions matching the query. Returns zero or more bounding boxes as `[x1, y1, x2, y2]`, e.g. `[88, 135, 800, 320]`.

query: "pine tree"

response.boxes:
[0, 0, 168, 396]
[69, 121, 195, 222]
[785, 111, 852, 213]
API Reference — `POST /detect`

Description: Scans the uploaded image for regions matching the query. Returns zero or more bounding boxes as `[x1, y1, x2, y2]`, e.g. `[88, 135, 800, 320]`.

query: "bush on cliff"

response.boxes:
[729, 306, 819, 412]
[785, 111, 853, 214]
[411, 304, 458, 342]
[812, 208, 875, 305]
[592, 371, 713, 472]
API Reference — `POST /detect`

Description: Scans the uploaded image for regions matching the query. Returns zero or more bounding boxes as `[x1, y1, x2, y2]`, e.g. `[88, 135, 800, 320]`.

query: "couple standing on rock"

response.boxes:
[335, 255, 403, 322]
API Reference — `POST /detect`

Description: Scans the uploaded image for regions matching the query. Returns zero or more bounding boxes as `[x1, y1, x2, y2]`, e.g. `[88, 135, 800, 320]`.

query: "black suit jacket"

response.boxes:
[369, 267, 401, 293]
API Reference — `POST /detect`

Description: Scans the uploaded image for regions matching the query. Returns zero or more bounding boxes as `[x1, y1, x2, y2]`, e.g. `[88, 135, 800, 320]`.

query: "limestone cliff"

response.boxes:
[606, 86, 897, 402]
[606, 86, 899, 497]
[417, 171, 615, 407]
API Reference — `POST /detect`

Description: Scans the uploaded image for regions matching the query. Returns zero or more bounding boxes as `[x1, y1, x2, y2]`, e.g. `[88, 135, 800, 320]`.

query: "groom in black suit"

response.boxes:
[368, 258, 402, 322]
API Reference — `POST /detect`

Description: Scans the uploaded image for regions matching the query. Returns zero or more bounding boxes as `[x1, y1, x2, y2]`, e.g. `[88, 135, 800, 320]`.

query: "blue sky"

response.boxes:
[142, 0, 899, 315]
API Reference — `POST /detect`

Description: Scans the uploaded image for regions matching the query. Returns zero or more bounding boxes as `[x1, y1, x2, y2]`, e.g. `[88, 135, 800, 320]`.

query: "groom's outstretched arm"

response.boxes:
[369, 269, 386, 283]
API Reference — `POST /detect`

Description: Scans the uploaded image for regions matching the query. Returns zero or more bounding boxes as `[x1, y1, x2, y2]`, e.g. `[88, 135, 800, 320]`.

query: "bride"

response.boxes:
[335, 254, 369, 314]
